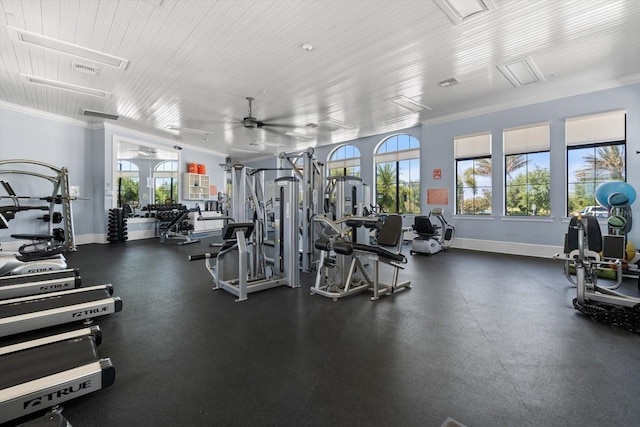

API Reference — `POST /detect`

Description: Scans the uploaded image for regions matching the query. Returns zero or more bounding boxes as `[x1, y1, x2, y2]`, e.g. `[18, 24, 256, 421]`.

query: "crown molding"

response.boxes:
[101, 122, 226, 157]
[0, 100, 90, 128]
[422, 75, 640, 127]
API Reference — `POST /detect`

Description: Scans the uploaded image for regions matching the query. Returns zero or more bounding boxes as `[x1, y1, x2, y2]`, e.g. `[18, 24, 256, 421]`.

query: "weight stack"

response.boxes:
[107, 208, 128, 243]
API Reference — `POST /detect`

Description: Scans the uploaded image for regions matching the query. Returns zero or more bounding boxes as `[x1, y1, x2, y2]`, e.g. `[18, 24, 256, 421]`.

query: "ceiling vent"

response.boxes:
[73, 62, 100, 75]
[82, 109, 119, 120]
[438, 77, 461, 87]
[497, 57, 545, 88]
[435, 0, 496, 25]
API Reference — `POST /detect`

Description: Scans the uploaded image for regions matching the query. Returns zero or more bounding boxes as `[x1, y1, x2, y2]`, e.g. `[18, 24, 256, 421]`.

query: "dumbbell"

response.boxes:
[37, 212, 63, 223]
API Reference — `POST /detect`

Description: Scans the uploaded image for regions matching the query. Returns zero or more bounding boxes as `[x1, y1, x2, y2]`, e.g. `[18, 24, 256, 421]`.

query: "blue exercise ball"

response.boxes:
[595, 181, 636, 208]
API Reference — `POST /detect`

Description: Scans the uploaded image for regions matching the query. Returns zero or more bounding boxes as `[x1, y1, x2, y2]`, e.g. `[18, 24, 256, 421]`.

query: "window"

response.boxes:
[327, 144, 361, 177]
[154, 160, 178, 203]
[455, 133, 492, 215]
[116, 160, 139, 208]
[504, 124, 551, 216]
[374, 134, 420, 214]
[566, 111, 626, 216]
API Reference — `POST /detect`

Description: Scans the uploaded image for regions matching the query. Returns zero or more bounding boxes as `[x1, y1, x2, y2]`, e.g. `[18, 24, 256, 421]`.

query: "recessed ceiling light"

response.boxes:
[389, 96, 431, 113]
[301, 43, 313, 51]
[438, 77, 461, 87]
[166, 125, 211, 135]
[9, 26, 129, 70]
[497, 56, 545, 87]
[21, 74, 111, 98]
[434, 0, 495, 25]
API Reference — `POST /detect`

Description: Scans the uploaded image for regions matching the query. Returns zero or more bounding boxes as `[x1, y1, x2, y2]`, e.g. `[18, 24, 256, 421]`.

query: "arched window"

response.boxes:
[374, 134, 420, 214]
[327, 144, 361, 177]
[116, 160, 139, 208]
[154, 160, 178, 203]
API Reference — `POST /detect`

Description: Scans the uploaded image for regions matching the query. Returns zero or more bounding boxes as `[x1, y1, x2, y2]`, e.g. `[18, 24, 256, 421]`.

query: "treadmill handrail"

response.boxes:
[0, 284, 112, 305]
[0, 326, 100, 356]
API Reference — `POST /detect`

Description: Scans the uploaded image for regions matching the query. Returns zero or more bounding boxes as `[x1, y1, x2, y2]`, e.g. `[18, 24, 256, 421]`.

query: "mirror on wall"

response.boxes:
[114, 138, 180, 211]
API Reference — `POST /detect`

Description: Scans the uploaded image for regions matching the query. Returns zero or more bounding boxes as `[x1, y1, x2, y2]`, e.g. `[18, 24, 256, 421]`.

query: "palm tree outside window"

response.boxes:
[454, 133, 492, 215]
[565, 111, 626, 216]
[504, 123, 551, 216]
[374, 134, 420, 214]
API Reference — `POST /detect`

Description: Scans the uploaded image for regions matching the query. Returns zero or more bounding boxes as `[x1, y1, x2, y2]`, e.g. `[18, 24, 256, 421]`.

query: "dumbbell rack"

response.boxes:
[107, 208, 128, 243]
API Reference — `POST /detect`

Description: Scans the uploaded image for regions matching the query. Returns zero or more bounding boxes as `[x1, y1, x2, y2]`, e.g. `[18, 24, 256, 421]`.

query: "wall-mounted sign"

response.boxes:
[427, 188, 449, 205]
[433, 169, 442, 180]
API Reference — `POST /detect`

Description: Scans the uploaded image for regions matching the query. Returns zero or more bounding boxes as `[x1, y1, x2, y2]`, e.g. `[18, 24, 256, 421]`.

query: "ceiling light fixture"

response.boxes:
[249, 141, 285, 147]
[389, 95, 431, 113]
[229, 148, 259, 154]
[285, 131, 314, 140]
[9, 26, 129, 70]
[166, 125, 211, 135]
[319, 118, 357, 130]
[301, 43, 314, 51]
[434, 0, 495, 25]
[497, 56, 545, 88]
[21, 74, 111, 98]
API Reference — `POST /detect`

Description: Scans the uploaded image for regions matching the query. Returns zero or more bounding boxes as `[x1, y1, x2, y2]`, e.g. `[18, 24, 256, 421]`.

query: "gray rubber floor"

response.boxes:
[4, 238, 640, 427]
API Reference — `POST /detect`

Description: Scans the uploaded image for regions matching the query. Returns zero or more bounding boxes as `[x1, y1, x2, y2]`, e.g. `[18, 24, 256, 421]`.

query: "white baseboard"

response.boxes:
[2, 234, 563, 258]
[451, 237, 563, 259]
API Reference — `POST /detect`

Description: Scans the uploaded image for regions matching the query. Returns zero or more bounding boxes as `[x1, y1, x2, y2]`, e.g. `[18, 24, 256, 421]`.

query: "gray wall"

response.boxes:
[0, 107, 225, 243]
[249, 83, 640, 250]
[2, 82, 639, 249]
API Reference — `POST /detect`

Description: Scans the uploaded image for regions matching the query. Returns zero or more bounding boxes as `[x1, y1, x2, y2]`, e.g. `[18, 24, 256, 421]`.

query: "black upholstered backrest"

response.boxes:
[567, 215, 602, 253]
[377, 214, 403, 248]
[414, 216, 435, 235]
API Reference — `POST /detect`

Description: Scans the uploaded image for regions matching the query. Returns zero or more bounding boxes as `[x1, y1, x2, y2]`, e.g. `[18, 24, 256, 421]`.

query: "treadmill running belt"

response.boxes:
[0, 289, 112, 318]
[0, 336, 98, 389]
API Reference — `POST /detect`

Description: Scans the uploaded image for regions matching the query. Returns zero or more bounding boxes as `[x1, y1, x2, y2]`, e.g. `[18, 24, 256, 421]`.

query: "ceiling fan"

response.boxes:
[239, 97, 295, 130]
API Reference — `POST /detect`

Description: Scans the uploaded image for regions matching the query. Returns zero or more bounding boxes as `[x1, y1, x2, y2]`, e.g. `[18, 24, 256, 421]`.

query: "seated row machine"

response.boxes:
[312, 214, 411, 301]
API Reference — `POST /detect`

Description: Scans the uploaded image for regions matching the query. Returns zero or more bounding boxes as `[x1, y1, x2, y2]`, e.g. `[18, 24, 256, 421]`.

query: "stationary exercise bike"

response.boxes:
[410, 208, 455, 255]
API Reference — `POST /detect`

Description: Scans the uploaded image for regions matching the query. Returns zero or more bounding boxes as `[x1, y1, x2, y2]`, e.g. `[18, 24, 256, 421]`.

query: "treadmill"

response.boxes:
[0, 326, 116, 424]
[0, 268, 82, 300]
[0, 284, 123, 338]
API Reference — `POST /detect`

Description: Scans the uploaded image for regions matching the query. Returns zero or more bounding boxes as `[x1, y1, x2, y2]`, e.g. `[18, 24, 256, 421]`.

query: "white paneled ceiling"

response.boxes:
[1, 0, 639, 160]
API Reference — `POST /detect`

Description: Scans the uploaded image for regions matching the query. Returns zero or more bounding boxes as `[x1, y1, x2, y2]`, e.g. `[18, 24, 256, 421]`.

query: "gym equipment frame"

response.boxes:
[554, 215, 640, 331]
[0, 160, 77, 251]
[313, 215, 411, 301]
[190, 176, 300, 302]
[0, 326, 115, 424]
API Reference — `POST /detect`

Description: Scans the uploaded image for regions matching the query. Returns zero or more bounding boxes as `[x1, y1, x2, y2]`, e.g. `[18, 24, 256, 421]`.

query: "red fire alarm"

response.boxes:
[433, 169, 442, 180]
